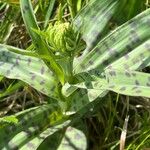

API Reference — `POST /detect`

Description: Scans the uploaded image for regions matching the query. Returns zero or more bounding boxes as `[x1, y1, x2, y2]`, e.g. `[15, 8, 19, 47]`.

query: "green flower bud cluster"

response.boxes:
[46, 21, 77, 54]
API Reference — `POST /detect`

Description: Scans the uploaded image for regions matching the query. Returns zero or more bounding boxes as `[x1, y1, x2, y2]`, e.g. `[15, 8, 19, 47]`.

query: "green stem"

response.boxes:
[64, 56, 74, 83]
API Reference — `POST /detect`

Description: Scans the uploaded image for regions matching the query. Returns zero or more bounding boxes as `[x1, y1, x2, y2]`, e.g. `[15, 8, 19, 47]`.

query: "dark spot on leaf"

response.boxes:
[146, 83, 150, 87]
[11, 64, 16, 70]
[125, 71, 131, 77]
[41, 66, 45, 75]
[93, 82, 98, 87]
[132, 73, 136, 76]
[135, 80, 140, 85]
[2, 51, 5, 56]
[135, 90, 142, 93]
[16, 56, 20, 66]
[126, 44, 132, 52]
[145, 43, 150, 51]
[85, 82, 93, 88]
[6, 70, 11, 76]
[103, 41, 109, 49]
[10, 143, 19, 150]
[130, 21, 138, 29]
[27, 58, 32, 66]
[31, 75, 36, 80]
[108, 85, 115, 89]
[91, 29, 99, 37]
[109, 70, 116, 76]
[139, 53, 145, 59]
[23, 9, 25, 14]
[103, 60, 109, 66]
[95, 47, 101, 54]
[40, 80, 45, 85]
[120, 87, 126, 91]
[80, 64, 86, 70]
[24, 5, 29, 10]
[110, 35, 116, 43]
[130, 31, 141, 44]
[35, 43, 39, 48]
[123, 64, 130, 70]
[132, 86, 138, 90]
[21, 118, 28, 126]
[89, 60, 94, 65]
[94, 70, 101, 76]
[26, 142, 36, 149]
[0, 62, 5, 66]
[124, 54, 130, 59]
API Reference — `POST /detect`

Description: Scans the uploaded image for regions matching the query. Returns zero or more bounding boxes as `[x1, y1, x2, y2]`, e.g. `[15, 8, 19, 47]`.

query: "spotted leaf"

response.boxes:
[104, 69, 150, 98]
[73, 0, 119, 53]
[74, 8, 150, 74]
[58, 126, 87, 150]
[0, 45, 59, 99]
[0, 104, 65, 150]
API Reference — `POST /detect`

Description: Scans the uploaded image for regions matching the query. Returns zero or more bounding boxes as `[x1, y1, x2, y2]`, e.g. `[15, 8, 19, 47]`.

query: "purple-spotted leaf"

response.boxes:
[18, 121, 70, 150]
[74, 8, 150, 74]
[107, 40, 150, 70]
[0, 45, 59, 99]
[64, 87, 106, 112]
[0, 104, 65, 150]
[73, 0, 119, 54]
[58, 126, 87, 150]
[65, 70, 150, 98]
[104, 69, 150, 98]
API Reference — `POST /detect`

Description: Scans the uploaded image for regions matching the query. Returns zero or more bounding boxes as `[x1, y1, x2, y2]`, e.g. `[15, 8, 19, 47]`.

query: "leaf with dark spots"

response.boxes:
[0, 45, 59, 99]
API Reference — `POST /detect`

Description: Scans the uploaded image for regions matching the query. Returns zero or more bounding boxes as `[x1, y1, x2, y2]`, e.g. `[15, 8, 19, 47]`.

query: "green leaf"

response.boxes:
[0, 104, 64, 150]
[73, 0, 119, 53]
[20, 0, 65, 84]
[0, 45, 59, 99]
[113, 0, 145, 24]
[64, 87, 106, 113]
[104, 69, 150, 98]
[65, 70, 150, 98]
[74, 8, 150, 74]
[107, 40, 150, 70]
[20, 121, 69, 150]
[0, 115, 18, 124]
[37, 129, 65, 150]
[58, 126, 87, 150]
